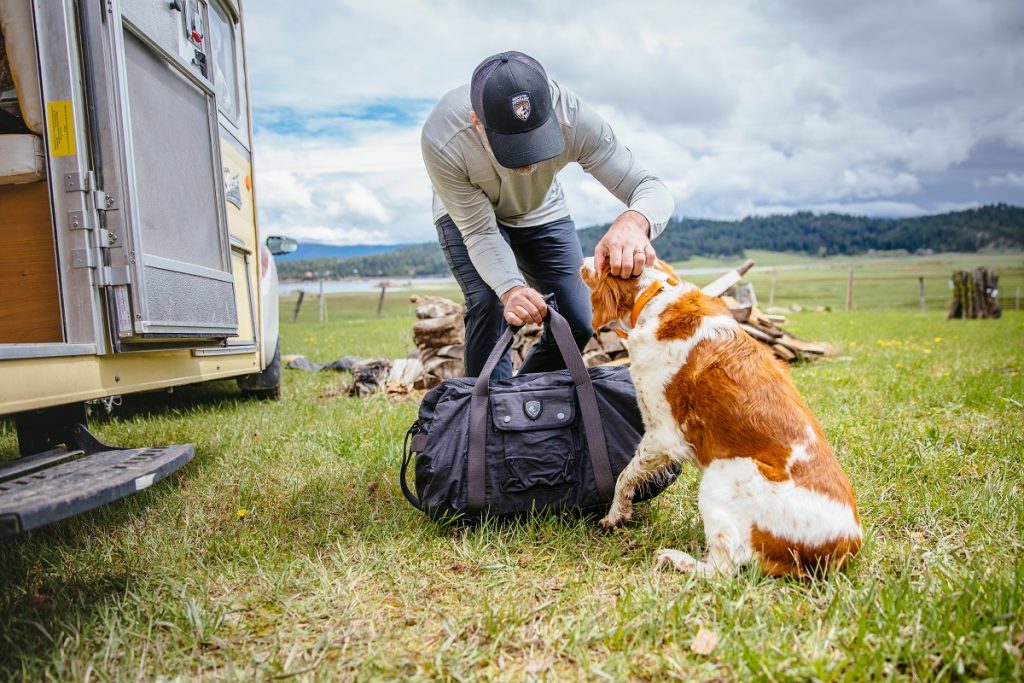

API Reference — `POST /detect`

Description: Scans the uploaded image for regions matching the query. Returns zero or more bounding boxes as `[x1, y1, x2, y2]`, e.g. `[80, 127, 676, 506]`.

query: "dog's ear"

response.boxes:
[590, 281, 620, 332]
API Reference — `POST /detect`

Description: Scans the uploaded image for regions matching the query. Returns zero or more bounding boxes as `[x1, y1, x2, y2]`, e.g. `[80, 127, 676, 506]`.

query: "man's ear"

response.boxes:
[470, 111, 483, 133]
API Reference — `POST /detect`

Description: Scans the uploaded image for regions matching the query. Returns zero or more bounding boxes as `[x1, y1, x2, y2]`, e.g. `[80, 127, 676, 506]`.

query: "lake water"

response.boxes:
[279, 277, 457, 294]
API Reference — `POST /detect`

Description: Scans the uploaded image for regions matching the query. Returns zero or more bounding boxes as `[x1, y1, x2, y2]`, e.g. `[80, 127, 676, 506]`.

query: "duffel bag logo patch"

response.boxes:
[524, 400, 542, 420]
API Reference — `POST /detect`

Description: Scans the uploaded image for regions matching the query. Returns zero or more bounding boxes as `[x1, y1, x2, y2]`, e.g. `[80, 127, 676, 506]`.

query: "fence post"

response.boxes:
[918, 277, 926, 312]
[319, 278, 327, 323]
[291, 290, 305, 323]
[845, 265, 854, 312]
[377, 282, 388, 318]
[768, 270, 776, 308]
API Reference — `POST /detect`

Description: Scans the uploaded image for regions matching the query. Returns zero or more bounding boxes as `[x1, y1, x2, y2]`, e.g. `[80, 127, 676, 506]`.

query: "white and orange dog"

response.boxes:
[580, 258, 862, 579]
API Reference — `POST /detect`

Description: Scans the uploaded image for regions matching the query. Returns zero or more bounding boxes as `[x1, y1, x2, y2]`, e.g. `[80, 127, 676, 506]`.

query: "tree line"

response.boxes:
[275, 204, 1024, 280]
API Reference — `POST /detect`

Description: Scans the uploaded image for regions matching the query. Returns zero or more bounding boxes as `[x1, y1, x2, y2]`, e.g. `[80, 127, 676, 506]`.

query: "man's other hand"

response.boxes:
[594, 210, 656, 278]
[500, 286, 547, 326]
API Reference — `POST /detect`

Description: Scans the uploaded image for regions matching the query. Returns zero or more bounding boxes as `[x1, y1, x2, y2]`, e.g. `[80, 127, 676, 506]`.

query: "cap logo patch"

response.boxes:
[511, 92, 531, 122]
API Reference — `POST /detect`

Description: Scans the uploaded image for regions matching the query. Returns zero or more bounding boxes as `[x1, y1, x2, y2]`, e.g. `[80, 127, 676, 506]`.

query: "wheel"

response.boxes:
[237, 340, 282, 399]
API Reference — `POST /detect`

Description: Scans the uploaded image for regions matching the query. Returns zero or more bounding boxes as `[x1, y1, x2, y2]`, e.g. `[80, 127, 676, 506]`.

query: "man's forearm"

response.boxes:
[463, 230, 527, 297]
[626, 177, 673, 240]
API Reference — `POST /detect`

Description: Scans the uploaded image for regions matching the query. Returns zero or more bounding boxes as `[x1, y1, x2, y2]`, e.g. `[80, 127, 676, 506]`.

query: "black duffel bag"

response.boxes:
[400, 306, 679, 520]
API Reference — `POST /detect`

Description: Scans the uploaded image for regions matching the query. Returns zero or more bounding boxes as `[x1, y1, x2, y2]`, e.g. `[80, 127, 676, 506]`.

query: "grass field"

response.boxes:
[1, 253, 1022, 681]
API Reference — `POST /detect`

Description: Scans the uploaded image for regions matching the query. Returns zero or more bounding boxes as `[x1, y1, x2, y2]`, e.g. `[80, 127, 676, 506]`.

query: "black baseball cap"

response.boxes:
[470, 51, 565, 168]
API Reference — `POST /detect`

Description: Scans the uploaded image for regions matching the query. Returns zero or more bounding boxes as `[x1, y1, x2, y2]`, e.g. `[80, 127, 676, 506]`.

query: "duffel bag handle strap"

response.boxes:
[400, 423, 424, 510]
[466, 306, 615, 512]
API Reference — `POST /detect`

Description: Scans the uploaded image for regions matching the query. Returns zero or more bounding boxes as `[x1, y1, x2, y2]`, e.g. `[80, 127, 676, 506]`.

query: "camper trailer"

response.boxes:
[0, 0, 290, 534]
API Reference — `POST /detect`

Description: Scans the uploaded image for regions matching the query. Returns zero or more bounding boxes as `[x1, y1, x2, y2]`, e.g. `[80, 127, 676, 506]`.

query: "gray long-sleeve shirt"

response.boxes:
[421, 80, 674, 297]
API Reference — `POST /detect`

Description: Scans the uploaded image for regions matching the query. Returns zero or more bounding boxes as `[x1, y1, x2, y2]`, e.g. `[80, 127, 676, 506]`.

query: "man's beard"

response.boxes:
[479, 134, 539, 176]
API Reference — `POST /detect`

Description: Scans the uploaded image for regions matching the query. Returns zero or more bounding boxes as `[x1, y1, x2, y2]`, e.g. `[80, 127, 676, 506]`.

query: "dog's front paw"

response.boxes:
[599, 506, 632, 529]
[654, 548, 696, 574]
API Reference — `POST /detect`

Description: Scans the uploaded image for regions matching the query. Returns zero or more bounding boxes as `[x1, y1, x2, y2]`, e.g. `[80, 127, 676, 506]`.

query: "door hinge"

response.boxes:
[64, 171, 117, 212]
[72, 249, 97, 268]
[98, 266, 131, 287]
[68, 210, 93, 231]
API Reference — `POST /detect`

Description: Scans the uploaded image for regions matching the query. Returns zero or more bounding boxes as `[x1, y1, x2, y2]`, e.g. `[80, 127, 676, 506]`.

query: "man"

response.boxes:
[421, 51, 674, 378]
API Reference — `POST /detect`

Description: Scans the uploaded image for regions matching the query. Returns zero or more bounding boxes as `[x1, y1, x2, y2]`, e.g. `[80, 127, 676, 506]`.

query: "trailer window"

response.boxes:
[209, 1, 240, 122]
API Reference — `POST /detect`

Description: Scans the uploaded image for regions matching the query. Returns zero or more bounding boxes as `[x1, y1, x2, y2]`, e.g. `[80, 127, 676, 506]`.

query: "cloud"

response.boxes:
[281, 224, 392, 246]
[244, 0, 1024, 246]
[975, 172, 1024, 188]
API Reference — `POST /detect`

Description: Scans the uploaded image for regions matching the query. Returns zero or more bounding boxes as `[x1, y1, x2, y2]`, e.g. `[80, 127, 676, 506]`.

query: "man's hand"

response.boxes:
[594, 210, 656, 278]
[500, 286, 547, 326]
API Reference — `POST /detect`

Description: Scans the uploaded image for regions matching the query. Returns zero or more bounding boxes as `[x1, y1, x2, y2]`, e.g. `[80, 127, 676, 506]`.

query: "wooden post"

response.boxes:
[377, 282, 388, 318]
[290, 290, 305, 323]
[845, 265, 854, 312]
[948, 268, 1001, 319]
[768, 270, 776, 308]
[918, 277, 926, 312]
[318, 278, 327, 323]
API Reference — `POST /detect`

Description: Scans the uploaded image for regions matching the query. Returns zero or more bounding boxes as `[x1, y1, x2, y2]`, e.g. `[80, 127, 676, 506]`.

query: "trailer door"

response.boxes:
[83, 0, 238, 344]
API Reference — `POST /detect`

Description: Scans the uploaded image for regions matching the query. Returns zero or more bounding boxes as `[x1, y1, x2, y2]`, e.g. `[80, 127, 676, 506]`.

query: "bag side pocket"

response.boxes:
[501, 427, 577, 492]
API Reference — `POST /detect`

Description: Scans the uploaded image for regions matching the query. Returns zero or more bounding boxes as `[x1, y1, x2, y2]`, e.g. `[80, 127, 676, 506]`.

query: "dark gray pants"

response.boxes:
[435, 214, 593, 379]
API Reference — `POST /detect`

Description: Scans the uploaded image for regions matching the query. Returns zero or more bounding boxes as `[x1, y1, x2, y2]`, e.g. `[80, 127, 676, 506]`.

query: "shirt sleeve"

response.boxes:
[421, 132, 526, 297]
[570, 96, 675, 239]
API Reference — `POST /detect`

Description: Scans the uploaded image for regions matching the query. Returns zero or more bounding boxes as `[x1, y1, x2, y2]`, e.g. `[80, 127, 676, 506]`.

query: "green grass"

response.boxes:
[1, 254, 1022, 680]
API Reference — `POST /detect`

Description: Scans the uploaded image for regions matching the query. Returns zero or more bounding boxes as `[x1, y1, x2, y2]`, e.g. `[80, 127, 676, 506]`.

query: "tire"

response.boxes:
[237, 340, 282, 400]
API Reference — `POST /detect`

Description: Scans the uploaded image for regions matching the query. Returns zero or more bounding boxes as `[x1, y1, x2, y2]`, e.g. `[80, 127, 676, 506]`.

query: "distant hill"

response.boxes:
[274, 204, 1024, 280]
[575, 203, 1024, 261]
[274, 242, 401, 263]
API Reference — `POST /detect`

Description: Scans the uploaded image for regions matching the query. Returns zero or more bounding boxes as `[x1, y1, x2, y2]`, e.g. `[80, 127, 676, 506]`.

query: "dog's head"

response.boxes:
[579, 257, 645, 332]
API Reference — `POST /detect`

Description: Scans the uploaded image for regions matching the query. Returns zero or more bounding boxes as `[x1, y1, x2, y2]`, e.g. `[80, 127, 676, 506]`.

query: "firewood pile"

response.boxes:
[408, 295, 466, 388]
[948, 268, 1001, 319]
[719, 287, 837, 362]
[510, 324, 626, 370]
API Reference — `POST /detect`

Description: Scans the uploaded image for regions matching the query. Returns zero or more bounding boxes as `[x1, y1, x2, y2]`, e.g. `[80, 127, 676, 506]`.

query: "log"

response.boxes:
[720, 295, 752, 323]
[412, 314, 464, 348]
[771, 344, 798, 362]
[420, 344, 465, 380]
[740, 323, 777, 343]
[410, 295, 463, 320]
[776, 335, 837, 357]
[387, 358, 423, 390]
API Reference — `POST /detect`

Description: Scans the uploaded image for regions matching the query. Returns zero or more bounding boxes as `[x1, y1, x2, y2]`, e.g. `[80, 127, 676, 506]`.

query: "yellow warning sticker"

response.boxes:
[47, 100, 77, 157]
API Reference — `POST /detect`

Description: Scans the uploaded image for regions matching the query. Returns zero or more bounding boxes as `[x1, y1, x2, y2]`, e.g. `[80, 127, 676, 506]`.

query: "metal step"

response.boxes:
[0, 444, 195, 536]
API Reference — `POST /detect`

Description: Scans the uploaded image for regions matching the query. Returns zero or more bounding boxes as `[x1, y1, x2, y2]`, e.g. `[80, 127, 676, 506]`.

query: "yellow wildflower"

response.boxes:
[236, 508, 248, 518]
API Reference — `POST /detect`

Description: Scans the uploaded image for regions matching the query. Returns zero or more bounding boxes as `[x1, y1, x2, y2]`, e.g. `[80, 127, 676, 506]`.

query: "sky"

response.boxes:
[243, 0, 1024, 246]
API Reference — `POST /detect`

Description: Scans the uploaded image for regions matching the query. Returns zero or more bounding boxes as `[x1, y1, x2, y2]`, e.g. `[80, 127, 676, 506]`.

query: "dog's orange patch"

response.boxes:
[756, 461, 789, 482]
[751, 525, 862, 578]
[657, 291, 729, 341]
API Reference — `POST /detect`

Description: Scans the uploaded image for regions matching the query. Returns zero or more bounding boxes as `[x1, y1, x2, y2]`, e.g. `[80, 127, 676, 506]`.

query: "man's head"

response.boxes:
[470, 51, 565, 170]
